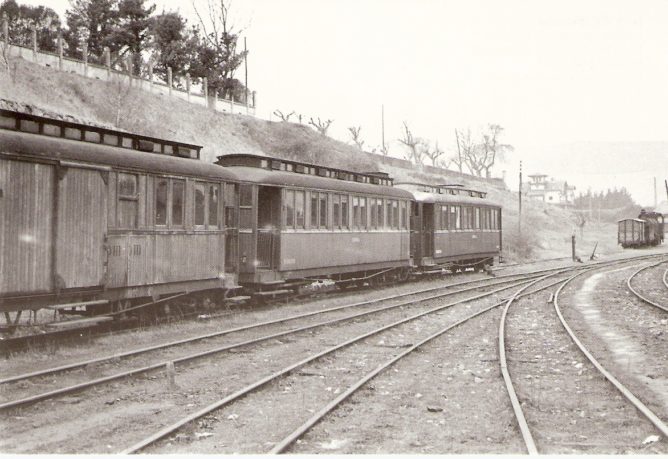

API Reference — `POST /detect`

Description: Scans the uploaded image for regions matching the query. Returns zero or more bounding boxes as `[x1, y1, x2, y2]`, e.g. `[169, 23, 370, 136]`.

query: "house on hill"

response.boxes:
[523, 173, 576, 205]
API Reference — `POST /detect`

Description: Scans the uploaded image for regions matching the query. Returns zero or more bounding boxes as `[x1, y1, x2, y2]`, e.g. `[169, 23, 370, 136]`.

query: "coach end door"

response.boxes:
[256, 186, 281, 269]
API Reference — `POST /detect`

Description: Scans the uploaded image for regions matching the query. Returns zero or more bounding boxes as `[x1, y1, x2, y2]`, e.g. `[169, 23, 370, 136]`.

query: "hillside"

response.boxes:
[0, 56, 626, 262]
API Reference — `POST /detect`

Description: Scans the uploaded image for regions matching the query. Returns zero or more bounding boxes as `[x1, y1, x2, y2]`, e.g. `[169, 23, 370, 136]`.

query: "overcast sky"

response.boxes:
[21, 0, 668, 205]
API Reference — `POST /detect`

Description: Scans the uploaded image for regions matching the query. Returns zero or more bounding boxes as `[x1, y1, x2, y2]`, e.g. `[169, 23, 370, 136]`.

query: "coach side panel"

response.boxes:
[0, 158, 55, 296]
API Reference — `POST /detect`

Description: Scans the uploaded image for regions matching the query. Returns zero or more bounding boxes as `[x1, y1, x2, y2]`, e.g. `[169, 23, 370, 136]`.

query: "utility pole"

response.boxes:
[665, 179, 668, 201]
[381, 104, 385, 153]
[653, 176, 657, 208]
[455, 129, 463, 173]
[518, 161, 522, 240]
[244, 37, 248, 113]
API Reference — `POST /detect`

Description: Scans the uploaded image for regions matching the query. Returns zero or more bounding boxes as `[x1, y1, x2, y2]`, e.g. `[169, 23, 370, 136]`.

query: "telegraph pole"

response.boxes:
[244, 37, 248, 113]
[381, 104, 385, 153]
[518, 161, 522, 239]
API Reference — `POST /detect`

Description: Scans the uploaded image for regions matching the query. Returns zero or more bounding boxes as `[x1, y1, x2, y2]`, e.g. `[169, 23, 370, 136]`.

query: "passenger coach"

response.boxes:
[395, 181, 502, 271]
[216, 154, 413, 291]
[0, 109, 239, 315]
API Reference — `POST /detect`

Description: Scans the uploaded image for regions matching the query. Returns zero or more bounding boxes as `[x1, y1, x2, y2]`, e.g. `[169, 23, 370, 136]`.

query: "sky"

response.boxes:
[20, 0, 668, 206]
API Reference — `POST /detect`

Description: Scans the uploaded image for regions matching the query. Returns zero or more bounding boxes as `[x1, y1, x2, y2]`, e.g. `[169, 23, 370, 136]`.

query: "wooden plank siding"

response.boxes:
[433, 230, 501, 258]
[56, 167, 107, 288]
[0, 159, 54, 295]
[279, 231, 410, 271]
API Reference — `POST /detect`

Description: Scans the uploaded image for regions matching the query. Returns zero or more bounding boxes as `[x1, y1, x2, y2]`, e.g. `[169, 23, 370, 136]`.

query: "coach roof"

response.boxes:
[1, 130, 239, 181]
[223, 165, 413, 199]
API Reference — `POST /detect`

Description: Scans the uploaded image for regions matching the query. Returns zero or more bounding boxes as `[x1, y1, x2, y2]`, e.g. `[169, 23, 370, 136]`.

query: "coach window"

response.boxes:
[386, 200, 393, 229]
[392, 200, 399, 229]
[341, 195, 349, 229]
[224, 183, 238, 229]
[209, 184, 219, 228]
[155, 178, 168, 226]
[400, 201, 408, 229]
[319, 193, 328, 228]
[475, 207, 481, 229]
[360, 197, 367, 229]
[172, 180, 185, 227]
[454, 206, 461, 230]
[295, 190, 306, 229]
[310, 192, 318, 228]
[370, 199, 377, 228]
[352, 196, 360, 229]
[376, 199, 384, 228]
[194, 183, 206, 227]
[284, 189, 295, 228]
[117, 173, 139, 228]
[333, 194, 341, 228]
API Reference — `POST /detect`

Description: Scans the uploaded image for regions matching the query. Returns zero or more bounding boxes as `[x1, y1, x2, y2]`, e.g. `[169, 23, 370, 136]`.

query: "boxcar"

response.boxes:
[618, 212, 664, 248]
[216, 154, 413, 288]
[395, 182, 502, 270]
[0, 109, 239, 314]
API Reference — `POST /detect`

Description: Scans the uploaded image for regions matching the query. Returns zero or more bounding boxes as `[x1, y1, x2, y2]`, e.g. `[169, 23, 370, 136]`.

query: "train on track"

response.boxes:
[618, 210, 665, 248]
[0, 109, 502, 322]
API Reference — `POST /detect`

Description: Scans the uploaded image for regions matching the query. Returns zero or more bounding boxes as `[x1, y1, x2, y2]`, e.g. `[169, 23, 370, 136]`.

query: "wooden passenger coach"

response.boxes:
[216, 154, 413, 288]
[0, 110, 239, 313]
[395, 182, 502, 270]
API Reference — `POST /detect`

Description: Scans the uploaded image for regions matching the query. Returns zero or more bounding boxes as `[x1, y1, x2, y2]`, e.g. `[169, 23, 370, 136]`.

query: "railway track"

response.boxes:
[1, 270, 564, 456]
[122, 271, 569, 454]
[500, 260, 668, 454]
[2, 254, 666, 454]
[0, 270, 552, 409]
[553, 267, 668, 439]
[626, 260, 668, 312]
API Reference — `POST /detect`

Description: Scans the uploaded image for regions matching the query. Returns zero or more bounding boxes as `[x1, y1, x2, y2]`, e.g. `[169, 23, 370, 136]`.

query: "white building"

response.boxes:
[523, 174, 576, 205]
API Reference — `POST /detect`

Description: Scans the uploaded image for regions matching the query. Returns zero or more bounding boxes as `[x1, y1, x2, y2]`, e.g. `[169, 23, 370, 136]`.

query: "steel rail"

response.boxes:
[120, 276, 543, 454]
[496, 270, 583, 455]
[0, 270, 556, 386]
[626, 260, 668, 313]
[269, 273, 571, 454]
[0, 276, 541, 411]
[554, 267, 668, 440]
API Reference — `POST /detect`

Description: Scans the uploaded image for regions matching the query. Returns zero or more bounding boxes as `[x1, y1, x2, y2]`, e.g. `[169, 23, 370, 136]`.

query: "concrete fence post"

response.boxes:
[32, 26, 37, 59]
[57, 32, 63, 70]
[104, 47, 110, 80]
[167, 67, 172, 96]
[252, 91, 256, 110]
[203, 77, 208, 107]
[2, 13, 7, 46]
[82, 42, 88, 76]
[229, 92, 233, 113]
[185, 72, 191, 101]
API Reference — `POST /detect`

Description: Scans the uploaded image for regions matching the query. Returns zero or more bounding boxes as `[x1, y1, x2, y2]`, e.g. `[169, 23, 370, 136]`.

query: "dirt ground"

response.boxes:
[1, 253, 667, 454]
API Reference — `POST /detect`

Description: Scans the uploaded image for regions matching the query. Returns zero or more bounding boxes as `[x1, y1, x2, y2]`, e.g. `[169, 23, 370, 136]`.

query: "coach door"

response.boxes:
[256, 186, 281, 269]
[422, 203, 435, 259]
[55, 163, 107, 289]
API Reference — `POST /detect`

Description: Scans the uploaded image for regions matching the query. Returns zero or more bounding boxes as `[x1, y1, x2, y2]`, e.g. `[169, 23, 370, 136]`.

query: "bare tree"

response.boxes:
[191, 0, 248, 99]
[424, 141, 444, 166]
[456, 128, 482, 175]
[348, 126, 364, 149]
[308, 117, 333, 135]
[273, 109, 294, 122]
[480, 124, 513, 178]
[453, 125, 513, 177]
[398, 121, 425, 165]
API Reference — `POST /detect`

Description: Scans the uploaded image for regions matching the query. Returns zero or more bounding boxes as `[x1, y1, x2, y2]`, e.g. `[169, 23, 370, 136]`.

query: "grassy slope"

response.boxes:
[0, 57, 624, 262]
